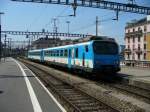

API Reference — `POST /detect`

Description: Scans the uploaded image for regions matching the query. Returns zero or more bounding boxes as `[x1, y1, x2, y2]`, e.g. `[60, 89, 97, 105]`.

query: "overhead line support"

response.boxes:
[11, 0, 150, 15]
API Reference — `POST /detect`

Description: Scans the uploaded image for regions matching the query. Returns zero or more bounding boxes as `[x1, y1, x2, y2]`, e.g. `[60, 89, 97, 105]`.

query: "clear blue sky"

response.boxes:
[0, 0, 150, 44]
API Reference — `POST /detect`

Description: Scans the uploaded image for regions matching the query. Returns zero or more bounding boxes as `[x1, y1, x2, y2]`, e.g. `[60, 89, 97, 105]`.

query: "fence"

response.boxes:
[121, 60, 150, 68]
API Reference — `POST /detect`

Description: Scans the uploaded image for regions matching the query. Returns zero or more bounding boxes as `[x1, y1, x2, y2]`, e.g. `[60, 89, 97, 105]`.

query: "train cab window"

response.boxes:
[75, 48, 78, 58]
[93, 41, 118, 55]
[60, 50, 63, 57]
[85, 45, 88, 52]
[64, 49, 68, 57]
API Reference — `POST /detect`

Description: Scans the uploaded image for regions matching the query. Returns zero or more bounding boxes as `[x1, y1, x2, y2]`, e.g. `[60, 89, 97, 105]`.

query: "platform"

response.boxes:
[0, 58, 66, 112]
[118, 66, 150, 90]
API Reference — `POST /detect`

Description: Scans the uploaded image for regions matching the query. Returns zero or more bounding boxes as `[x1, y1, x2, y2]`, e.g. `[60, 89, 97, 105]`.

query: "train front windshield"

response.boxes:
[93, 41, 118, 55]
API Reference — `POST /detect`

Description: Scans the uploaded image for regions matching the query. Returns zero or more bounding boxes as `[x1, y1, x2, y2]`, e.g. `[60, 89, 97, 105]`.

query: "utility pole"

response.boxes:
[51, 18, 59, 39]
[4, 34, 6, 61]
[96, 16, 99, 37]
[8, 38, 12, 56]
[0, 12, 4, 61]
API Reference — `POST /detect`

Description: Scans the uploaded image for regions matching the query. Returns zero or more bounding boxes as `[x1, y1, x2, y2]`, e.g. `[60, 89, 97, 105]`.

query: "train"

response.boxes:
[27, 36, 121, 74]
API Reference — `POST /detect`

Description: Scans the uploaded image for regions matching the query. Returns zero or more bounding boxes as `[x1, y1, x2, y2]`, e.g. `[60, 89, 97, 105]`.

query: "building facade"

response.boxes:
[124, 17, 150, 63]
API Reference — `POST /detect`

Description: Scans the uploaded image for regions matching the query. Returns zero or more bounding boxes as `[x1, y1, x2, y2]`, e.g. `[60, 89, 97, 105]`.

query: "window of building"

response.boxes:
[138, 36, 140, 42]
[144, 26, 147, 32]
[75, 48, 78, 58]
[85, 45, 88, 52]
[133, 45, 135, 50]
[144, 44, 146, 50]
[127, 54, 130, 60]
[144, 53, 146, 60]
[133, 37, 135, 43]
[132, 53, 135, 60]
[144, 34, 146, 41]
[128, 38, 130, 43]
[138, 54, 140, 60]
[138, 27, 141, 31]
[133, 28, 135, 32]
[128, 29, 130, 33]
[128, 45, 130, 49]
[138, 44, 140, 50]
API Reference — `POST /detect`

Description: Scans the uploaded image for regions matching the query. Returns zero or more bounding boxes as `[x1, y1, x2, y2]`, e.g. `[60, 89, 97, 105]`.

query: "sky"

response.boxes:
[0, 0, 150, 45]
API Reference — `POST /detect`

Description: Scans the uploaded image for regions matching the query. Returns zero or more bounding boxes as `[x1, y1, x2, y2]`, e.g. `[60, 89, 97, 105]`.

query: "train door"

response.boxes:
[71, 48, 75, 66]
[40, 49, 44, 62]
[68, 49, 72, 68]
[82, 53, 85, 67]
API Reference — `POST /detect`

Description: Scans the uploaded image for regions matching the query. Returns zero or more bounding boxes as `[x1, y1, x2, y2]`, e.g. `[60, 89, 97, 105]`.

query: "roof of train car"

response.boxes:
[28, 37, 117, 52]
[43, 41, 92, 51]
[28, 49, 42, 52]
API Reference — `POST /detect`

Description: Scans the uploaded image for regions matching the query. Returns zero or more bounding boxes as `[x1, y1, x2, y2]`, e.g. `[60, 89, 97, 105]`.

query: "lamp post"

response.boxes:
[0, 12, 4, 61]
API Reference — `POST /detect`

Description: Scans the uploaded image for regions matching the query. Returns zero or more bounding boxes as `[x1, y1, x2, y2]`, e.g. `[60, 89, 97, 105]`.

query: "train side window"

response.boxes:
[49, 51, 51, 56]
[54, 51, 56, 56]
[64, 49, 68, 57]
[51, 51, 53, 56]
[57, 50, 59, 56]
[60, 50, 63, 57]
[75, 48, 78, 58]
[85, 45, 88, 52]
[53, 51, 55, 56]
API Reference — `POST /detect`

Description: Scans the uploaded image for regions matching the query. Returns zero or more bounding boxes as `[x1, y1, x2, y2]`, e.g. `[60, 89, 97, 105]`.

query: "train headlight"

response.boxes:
[115, 60, 119, 64]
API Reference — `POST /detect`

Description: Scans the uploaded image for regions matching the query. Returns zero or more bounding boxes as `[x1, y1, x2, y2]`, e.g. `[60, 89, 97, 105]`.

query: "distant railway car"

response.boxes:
[28, 49, 44, 62]
[28, 36, 120, 74]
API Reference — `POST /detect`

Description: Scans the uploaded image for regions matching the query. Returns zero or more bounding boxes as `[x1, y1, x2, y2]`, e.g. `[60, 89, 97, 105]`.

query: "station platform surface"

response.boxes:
[118, 66, 150, 90]
[0, 58, 66, 112]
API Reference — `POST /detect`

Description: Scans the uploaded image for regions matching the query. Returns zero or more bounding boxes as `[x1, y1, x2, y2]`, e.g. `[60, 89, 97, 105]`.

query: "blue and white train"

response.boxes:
[28, 36, 120, 74]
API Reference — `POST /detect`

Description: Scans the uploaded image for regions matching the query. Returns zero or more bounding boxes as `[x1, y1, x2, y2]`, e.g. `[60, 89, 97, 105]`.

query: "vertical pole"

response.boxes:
[0, 12, 4, 62]
[10, 38, 11, 56]
[0, 23, 1, 61]
[29, 35, 30, 50]
[4, 34, 6, 61]
[96, 16, 98, 36]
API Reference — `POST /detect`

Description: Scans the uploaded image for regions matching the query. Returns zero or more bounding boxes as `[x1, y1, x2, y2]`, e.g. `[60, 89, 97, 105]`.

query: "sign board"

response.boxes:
[147, 15, 150, 21]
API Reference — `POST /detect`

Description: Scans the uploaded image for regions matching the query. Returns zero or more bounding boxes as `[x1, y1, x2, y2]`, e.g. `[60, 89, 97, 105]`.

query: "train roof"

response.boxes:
[28, 49, 42, 52]
[28, 36, 116, 52]
[44, 41, 92, 51]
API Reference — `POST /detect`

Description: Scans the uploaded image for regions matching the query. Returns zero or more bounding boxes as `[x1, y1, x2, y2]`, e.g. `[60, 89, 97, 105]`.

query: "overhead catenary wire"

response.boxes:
[43, 6, 70, 29]
[27, 5, 48, 31]
[71, 12, 125, 33]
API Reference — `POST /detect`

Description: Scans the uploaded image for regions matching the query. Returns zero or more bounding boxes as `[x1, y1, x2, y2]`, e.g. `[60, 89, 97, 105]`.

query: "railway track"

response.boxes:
[21, 60, 118, 112]
[96, 80, 150, 104]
